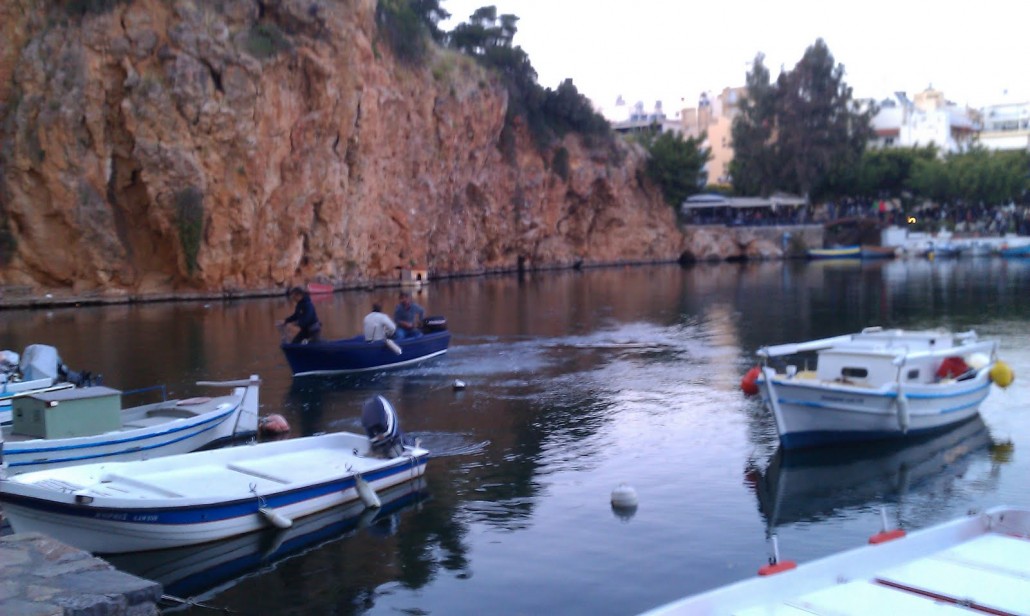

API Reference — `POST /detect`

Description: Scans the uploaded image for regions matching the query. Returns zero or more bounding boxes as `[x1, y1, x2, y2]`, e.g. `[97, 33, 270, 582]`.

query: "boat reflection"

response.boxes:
[105, 478, 427, 604]
[745, 416, 996, 529]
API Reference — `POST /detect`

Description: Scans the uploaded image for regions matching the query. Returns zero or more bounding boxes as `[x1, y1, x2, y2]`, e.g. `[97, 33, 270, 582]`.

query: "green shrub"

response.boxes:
[174, 187, 204, 275]
[244, 23, 292, 60]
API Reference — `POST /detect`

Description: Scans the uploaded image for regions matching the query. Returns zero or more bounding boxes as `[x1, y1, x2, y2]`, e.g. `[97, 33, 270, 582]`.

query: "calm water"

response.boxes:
[2, 259, 1029, 615]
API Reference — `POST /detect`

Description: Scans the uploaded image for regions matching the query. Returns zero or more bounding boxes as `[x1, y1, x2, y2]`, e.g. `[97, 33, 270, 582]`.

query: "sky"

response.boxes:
[439, 0, 1030, 120]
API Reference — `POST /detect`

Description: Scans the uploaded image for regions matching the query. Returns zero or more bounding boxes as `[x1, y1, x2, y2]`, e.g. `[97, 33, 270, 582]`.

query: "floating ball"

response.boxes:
[990, 360, 1014, 388]
[741, 366, 761, 396]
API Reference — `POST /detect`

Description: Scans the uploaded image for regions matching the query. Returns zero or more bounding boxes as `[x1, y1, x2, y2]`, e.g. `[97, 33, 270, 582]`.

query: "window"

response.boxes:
[907, 369, 920, 381]
[842, 367, 868, 379]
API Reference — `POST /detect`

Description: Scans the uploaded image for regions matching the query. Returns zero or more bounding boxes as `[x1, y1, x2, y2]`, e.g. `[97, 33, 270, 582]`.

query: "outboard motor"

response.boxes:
[422, 316, 447, 333]
[361, 395, 405, 458]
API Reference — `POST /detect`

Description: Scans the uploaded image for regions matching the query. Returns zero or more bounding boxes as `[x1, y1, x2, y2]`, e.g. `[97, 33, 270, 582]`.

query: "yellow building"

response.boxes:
[680, 87, 745, 186]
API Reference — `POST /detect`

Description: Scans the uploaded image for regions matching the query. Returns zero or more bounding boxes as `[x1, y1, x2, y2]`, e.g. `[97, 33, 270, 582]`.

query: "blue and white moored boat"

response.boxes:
[280, 318, 450, 377]
[0, 415, 428, 553]
[0, 376, 261, 474]
[0, 344, 95, 421]
[642, 506, 1030, 615]
[743, 327, 1011, 449]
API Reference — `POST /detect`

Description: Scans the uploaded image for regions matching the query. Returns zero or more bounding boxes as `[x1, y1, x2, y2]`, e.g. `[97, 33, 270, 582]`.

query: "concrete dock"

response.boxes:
[0, 532, 161, 615]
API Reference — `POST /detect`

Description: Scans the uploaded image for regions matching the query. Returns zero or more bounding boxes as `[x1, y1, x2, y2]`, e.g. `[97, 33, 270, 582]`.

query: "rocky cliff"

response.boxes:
[0, 0, 691, 301]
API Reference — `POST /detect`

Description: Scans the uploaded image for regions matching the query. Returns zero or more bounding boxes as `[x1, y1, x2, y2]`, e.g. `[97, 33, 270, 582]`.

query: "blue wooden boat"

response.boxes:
[999, 244, 1030, 258]
[280, 326, 451, 377]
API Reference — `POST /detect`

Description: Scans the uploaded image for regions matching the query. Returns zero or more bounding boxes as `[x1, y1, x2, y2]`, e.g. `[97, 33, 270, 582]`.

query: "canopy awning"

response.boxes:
[681, 193, 807, 210]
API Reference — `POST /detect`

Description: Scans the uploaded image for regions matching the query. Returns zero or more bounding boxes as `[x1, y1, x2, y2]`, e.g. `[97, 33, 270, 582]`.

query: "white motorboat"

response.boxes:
[742, 327, 1011, 449]
[0, 375, 260, 474]
[0, 430, 428, 554]
[641, 506, 1030, 615]
[0, 343, 96, 420]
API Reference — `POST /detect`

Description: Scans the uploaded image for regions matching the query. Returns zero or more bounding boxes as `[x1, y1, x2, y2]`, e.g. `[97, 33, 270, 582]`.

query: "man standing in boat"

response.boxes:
[393, 291, 425, 339]
[277, 286, 322, 344]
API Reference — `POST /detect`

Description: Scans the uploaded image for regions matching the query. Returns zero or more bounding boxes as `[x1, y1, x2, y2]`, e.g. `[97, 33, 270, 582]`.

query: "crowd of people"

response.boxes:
[686, 197, 1030, 236]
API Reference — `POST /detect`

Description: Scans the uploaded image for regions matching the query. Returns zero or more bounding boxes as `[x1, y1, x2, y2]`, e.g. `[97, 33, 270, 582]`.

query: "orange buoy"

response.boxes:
[868, 529, 906, 544]
[259, 414, 291, 435]
[741, 366, 761, 396]
[758, 560, 797, 576]
[935, 356, 969, 380]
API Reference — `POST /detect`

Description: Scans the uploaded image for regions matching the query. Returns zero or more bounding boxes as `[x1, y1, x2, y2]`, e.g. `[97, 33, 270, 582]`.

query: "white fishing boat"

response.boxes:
[0, 421, 428, 553]
[641, 506, 1030, 615]
[742, 327, 1012, 449]
[0, 375, 261, 474]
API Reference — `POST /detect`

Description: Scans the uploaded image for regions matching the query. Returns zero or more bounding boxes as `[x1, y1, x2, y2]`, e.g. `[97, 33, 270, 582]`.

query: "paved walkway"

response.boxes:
[0, 532, 160, 615]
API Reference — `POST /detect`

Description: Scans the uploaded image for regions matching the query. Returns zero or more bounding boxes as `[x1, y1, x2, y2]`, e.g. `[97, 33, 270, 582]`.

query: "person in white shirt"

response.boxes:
[363, 303, 396, 341]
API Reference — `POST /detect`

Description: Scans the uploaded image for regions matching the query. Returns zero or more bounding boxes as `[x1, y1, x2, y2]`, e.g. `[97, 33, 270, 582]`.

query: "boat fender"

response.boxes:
[741, 366, 761, 396]
[895, 390, 910, 433]
[385, 339, 403, 355]
[989, 360, 1014, 388]
[355, 474, 381, 509]
[259, 414, 291, 435]
[259, 507, 293, 529]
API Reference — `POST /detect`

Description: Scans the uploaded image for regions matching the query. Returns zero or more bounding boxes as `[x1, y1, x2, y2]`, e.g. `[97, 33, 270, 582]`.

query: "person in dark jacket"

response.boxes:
[277, 286, 322, 344]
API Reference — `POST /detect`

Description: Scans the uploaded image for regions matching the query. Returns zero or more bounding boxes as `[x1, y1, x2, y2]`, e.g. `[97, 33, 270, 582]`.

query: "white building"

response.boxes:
[977, 101, 1030, 151]
[869, 88, 976, 154]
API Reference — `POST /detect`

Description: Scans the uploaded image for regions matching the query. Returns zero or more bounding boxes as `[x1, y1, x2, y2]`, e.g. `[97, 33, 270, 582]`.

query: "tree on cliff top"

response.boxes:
[377, 0, 450, 63]
[445, 6, 611, 151]
[641, 131, 711, 208]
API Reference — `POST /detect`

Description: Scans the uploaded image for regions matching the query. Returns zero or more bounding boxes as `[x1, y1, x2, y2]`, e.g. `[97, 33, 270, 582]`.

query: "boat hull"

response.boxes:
[807, 246, 860, 259]
[0, 377, 260, 474]
[642, 507, 1030, 615]
[0, 432, 428, 554]
[759, 367, 992, 449]
[281, 331, 451, 376]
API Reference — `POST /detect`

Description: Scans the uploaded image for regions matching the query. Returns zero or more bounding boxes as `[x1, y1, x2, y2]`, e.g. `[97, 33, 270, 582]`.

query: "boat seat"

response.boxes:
[147, 407, 200, 419]
[99, 473, 183, 498]
[227, 462, 291, 484]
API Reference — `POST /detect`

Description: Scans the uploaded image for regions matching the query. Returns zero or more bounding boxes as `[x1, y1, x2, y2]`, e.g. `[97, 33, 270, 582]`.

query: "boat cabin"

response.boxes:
[811, 330, 974, 387]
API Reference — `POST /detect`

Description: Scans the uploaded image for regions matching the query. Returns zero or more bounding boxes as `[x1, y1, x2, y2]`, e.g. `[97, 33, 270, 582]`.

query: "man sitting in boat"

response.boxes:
[392, 291, 425, 340]
[363, 303, 397, 341]
[361, 395, 406, 458]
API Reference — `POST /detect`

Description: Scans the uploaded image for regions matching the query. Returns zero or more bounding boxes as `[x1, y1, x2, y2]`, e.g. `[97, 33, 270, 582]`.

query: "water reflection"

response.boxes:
[744, 416, 1002, 531]
[106, 479, 429, 610]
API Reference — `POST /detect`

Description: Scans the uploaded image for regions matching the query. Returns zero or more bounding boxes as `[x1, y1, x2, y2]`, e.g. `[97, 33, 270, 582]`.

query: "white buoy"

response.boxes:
[385, 339, 403, 355]
[355, 474, 381, 509]
[610, 484, 639, 508]
[259, 507, 293, 529]
[453, 379, 467, 390]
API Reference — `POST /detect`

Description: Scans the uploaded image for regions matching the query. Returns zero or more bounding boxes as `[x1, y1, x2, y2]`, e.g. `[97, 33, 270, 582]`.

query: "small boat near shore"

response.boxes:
[281, 318, 451, 377]
[0, 344, 95, 419]
[807, 245, 860, 259]
[0, 428, 429, 554]
[641, 506, 1030, 615]
[742, 327, 1011, 449]
[0, 376, 261, 474]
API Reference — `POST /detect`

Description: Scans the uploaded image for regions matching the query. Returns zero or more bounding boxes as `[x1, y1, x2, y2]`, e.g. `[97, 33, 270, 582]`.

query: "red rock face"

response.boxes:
[0, 0, 685, 299]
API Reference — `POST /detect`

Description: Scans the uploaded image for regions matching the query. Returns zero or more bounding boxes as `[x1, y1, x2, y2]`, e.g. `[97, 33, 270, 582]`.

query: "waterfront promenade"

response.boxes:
[0, 532, 160, 615]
